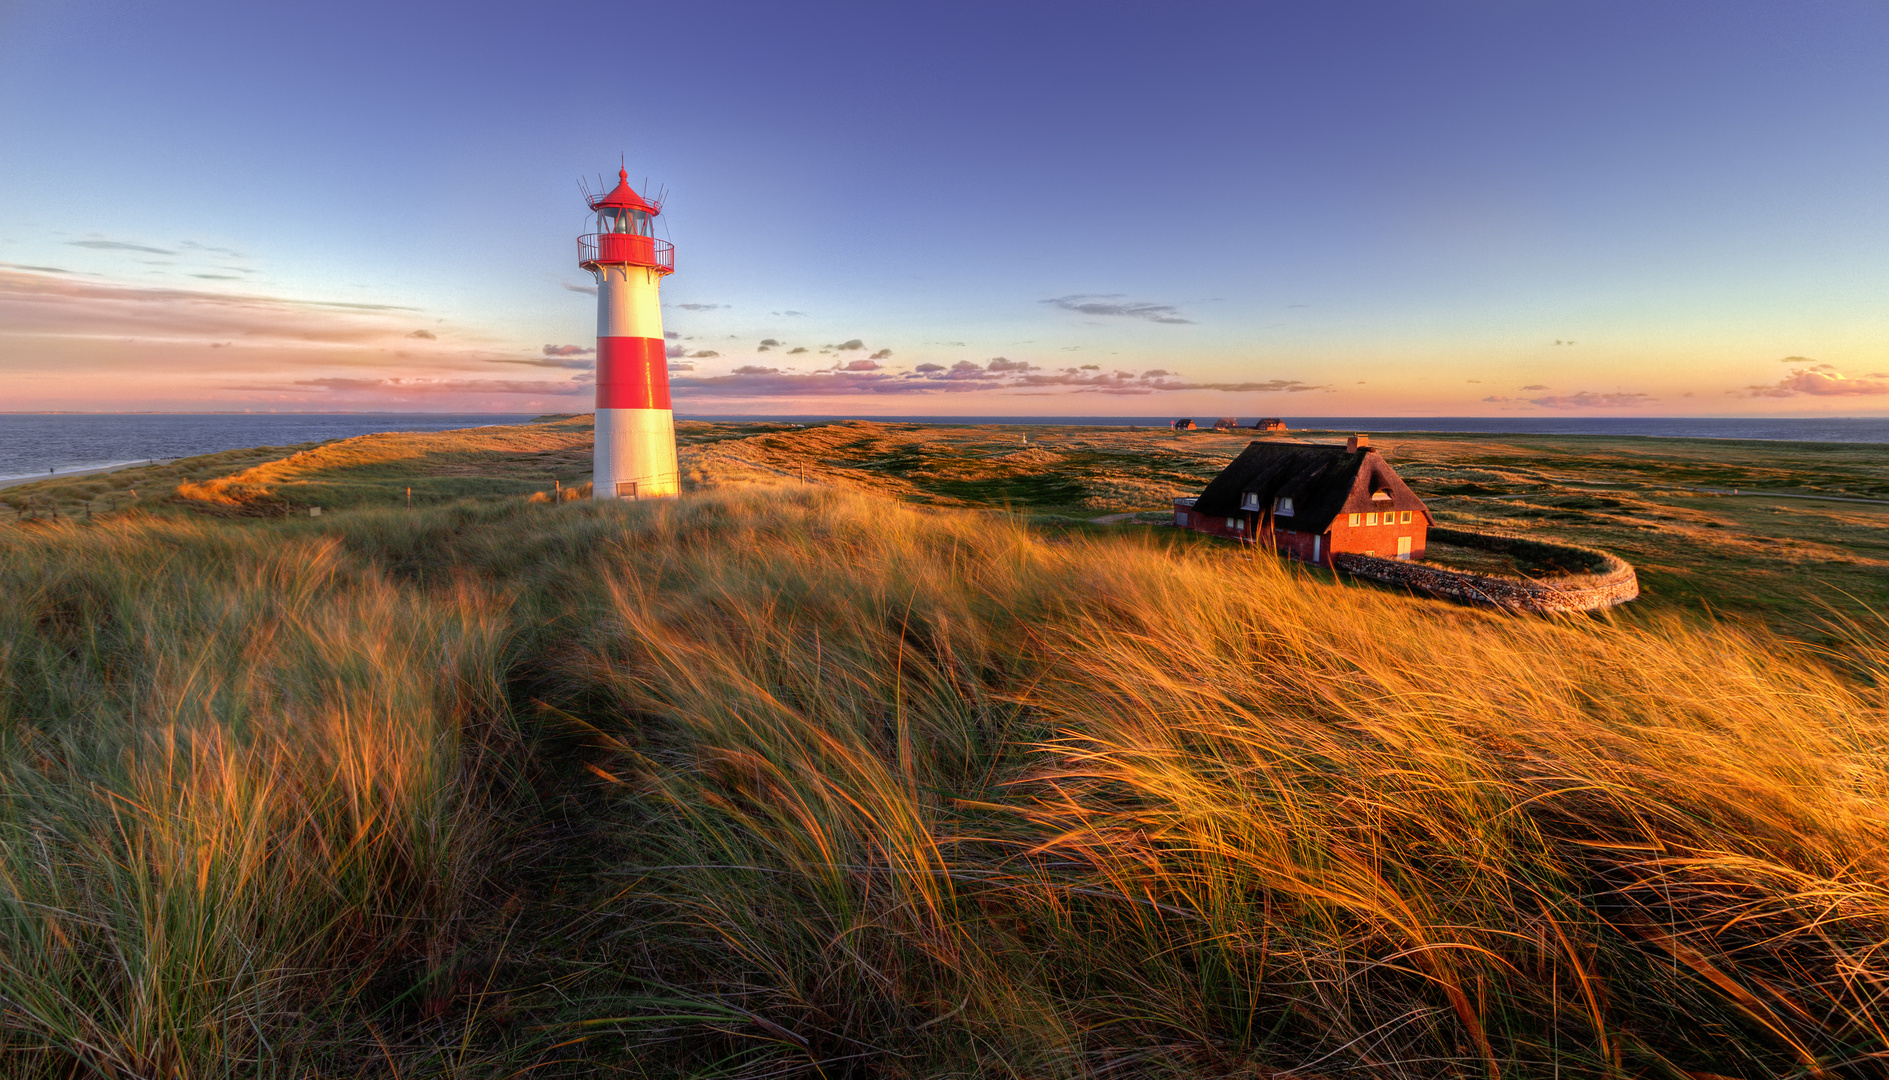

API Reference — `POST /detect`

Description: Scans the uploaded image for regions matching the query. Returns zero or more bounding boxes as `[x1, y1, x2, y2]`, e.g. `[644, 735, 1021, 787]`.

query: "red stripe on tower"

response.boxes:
[595, 337, 671, 410]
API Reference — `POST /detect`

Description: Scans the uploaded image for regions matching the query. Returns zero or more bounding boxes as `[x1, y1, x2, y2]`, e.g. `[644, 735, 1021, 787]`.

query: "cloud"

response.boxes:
[488, 355, 591, 370]
[1520, 384, 1548, 390]
[562, 282, 598, 296]
[1482, 395, 1512, 403]
[70, 239, 176, 255]
[542, 343, 593, 356]
[668, 361, 694, 372]
[774, 310, 809, 317]
[1747, 364, 1889, 398]
[787, 346, 808, 354]
[278, 376, 585, 396]
[869, 348, 892, 359]
[667, 361, 1323, 400]
[690, 349, 721, 359]
[407, 329, 437, 340]
[987, 356, 1035, 373]
[675, 303, 721, 311]
[760, 339, 781, 347]
[1079, 364, 1100, 371]
[0, 265, 429, 347]
[1527, 392, 1654, 409]
[178, 241, 244, 258]
[191, 274, 242, 281]
[1043, 294, 1193, 324]
[831, 339, 865, 350]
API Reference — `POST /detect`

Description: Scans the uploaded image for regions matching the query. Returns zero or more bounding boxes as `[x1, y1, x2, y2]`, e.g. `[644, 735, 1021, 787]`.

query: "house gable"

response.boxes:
[1340, 454, 1434, 524]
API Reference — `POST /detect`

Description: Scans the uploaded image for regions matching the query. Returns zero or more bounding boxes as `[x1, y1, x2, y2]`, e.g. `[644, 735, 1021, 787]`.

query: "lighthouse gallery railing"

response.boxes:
[578, 234, 675, 273]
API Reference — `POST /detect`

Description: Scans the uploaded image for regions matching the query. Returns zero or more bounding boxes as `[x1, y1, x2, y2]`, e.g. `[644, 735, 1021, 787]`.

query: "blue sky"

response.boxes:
[2, 0, 1886, 414]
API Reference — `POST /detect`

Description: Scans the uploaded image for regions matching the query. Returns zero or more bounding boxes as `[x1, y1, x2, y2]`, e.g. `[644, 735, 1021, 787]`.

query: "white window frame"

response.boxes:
[1348, 513, 1361, 527]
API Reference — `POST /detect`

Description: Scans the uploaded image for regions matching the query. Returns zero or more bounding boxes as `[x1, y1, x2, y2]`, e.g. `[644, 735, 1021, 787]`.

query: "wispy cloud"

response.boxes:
[270, 376, 586, 396]
[1527, 391, 1654, 409]
[70, 239, 176, 255]
[1043, 294, 1193, 324]
[487, 355, 591, 370]
[408, 329, 438, 340]
[543, 343, 594, 356]
[178, 240, 245, 258]
[674, 302, 722, 311]
[0, 265, 420, 345]
[562, 281, 598, 296]
[672, 356, 1320, 399]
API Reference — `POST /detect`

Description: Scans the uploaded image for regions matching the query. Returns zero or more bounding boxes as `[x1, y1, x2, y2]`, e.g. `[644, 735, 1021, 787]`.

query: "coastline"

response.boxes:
[0, 459, 168, 491]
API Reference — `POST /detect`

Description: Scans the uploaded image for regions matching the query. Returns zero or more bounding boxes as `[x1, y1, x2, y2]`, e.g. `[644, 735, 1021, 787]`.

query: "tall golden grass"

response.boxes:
[1, 486, 1884, 1077]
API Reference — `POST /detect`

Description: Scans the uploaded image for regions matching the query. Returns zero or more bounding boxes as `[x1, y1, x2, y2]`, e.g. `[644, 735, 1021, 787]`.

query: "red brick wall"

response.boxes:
[1174, 502, 1339, 566]
[1329, 509, 1427, 561]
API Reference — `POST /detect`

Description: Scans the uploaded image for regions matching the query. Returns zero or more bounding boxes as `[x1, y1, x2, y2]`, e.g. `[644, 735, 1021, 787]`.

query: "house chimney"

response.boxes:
[1347, 434, 1370, 453]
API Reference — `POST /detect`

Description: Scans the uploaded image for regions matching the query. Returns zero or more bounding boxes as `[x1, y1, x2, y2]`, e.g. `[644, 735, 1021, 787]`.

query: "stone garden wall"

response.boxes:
[1334, 528, 1639, 614]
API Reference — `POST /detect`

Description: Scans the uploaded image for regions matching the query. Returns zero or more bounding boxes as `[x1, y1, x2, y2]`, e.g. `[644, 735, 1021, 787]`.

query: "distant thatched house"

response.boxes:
[1211, 417, 1242, 432]
[1171, 419, 1197, 430]
[1253, 418, 1287, 431]
[1173, 435, 1431, 565]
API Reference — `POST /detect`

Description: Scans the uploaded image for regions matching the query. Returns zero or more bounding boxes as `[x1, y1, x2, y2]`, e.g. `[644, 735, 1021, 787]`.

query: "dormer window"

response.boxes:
[1370, 490, 1391, 502]
[1241, 492, 1261, 511]
[1274, 497, 1294, 516]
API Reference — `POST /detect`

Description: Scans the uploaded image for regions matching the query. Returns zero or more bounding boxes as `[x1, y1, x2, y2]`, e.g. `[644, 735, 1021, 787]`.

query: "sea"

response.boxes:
[2, 412, 1885, 480]
[0, 413, 538, 481]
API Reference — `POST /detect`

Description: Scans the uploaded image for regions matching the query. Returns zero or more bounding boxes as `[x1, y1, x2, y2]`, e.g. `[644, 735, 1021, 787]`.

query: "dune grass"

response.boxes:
[1, 485, 1885, 1077]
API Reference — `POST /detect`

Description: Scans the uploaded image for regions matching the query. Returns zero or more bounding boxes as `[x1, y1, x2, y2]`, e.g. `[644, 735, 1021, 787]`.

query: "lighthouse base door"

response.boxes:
[1397, 536, 1413, 560]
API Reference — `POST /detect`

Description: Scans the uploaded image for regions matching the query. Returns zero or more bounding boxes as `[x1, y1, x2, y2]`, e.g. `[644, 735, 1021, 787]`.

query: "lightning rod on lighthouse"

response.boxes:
[579, 167, 679, 499]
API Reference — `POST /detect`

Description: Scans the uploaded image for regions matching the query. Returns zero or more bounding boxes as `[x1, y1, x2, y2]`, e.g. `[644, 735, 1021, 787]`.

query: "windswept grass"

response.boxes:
[1, 484, 1885, 1076]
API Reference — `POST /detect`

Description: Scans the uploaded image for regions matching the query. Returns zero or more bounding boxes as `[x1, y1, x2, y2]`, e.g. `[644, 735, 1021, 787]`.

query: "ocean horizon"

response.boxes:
[3, 412, 1886, 479]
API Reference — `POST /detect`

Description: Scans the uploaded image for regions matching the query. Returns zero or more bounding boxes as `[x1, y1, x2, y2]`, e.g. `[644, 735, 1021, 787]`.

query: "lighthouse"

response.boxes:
[580, 168, 678, 499]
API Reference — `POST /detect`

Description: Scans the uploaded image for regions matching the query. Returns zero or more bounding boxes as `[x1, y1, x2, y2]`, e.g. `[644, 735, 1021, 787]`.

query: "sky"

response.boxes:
[1, 0, 1886, 416]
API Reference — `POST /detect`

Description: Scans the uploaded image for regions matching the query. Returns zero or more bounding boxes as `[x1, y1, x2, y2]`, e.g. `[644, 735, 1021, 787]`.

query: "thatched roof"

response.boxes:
[1191, 442, 1429, 533]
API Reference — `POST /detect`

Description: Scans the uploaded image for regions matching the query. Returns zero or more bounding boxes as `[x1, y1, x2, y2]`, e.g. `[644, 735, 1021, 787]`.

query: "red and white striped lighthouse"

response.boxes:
[579, 168, 678, 499]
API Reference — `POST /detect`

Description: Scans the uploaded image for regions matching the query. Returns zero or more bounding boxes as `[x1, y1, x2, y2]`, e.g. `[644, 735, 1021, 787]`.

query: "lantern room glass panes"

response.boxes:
[599, 207, 652, 236]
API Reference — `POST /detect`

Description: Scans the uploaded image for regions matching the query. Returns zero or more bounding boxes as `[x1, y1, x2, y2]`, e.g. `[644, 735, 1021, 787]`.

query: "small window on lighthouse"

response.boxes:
[600, 208, 649, 236]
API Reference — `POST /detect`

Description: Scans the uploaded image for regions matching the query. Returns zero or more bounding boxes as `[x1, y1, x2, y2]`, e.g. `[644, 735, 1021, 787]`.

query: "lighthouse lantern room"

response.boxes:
[580, 167, 678, 499]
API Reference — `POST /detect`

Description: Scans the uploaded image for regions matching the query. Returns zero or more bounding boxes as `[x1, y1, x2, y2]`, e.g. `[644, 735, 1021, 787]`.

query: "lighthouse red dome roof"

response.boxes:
[590, 168, 658, 214]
